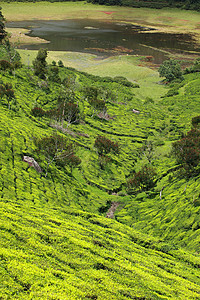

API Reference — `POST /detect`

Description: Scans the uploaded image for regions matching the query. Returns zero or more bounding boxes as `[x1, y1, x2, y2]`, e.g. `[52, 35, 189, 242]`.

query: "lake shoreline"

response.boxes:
[2, 2, 200, 45]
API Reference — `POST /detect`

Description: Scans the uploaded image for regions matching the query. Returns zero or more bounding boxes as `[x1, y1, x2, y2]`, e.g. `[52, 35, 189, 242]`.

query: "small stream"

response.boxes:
[7, 19, 200, 64]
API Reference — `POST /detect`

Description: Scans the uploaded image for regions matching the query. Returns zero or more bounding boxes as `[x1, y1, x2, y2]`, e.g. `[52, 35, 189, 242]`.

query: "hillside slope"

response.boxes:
[0, 55, 200, 298]
[1, 201, 200, 299]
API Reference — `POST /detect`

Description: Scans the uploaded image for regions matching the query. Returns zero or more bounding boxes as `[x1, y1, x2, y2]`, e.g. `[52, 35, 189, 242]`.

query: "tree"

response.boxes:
[33, 48, 48, 79]
[2, 39, 21, 65]
[0, 7, 6, 43]
[58, 60, 64, 67]
[83, 86, 106, 116]
[0, 8, 21, 69]
[172, 128, 200, 172]
[63, 102, 80, 126]
[56, 86, 79, 127]
[159, 59, 183, 82]
[0, 82, 15, 109]
[48, 65, 61, 83]
[35, 134, 81, 177]
[127, 165, 157, 193]
[0, 60, 12, 71]
[139, 140, 155, 164]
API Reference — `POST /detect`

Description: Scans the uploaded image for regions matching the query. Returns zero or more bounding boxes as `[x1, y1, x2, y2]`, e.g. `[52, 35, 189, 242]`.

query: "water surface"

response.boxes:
[7, 19, 199, 64]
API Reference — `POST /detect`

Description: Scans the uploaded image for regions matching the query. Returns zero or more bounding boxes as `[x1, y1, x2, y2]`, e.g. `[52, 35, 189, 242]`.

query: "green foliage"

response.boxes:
[31, 106, 46, 117]
[165, 86, 179, 97]
[83, 86, 107, 115]
[58, 59, 64, 67]
[0, 7, 6, 43]
[48, 65, 61, 83]
[184, 58, 200, 74]
[1, 203, 200, 299]
[127, 165, 157, 193]
[159, 59, 183, 82]
[87, 0, 200, 10]
[94, 135, 119, 156]
[35, 133, 81, 176]
[33, 48, 48, 79]
[0, 53, 200, 299]
[192, 115, 200, 128]
[0, 81, 15, 109]
[0, 59, 12, 71]
[113, 76, 139, 88]
[172, 128, 200, 171]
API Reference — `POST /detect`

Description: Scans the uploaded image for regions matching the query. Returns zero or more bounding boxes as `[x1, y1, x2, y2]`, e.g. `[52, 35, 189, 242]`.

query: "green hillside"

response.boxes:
[0, 42, 200, 298]
[1, 202, 200, 299]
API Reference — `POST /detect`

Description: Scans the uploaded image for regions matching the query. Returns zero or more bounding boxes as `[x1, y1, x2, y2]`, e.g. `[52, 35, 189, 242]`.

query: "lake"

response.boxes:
[6, 19, 200, 64]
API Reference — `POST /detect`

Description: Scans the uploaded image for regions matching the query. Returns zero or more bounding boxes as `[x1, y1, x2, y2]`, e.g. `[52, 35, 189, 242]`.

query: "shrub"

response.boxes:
[31, 107, 46, 118]
[165, 87, 179, 97]
[144, 56, 154, 62]
[35, 134, 81, 176]
[83, 86, 99, 102]
[184, 58, 200, 74]
[33, 48, 48, 79]
[83, 86, 106, 114]
[0, 60, 12, 71]
[172, 128, 200, 171]
[12, 61, 22, 69]
[59, 102, 80, 125]
[58, 154, 81, 170]
[94, 135, 119, 155]
[99, 154, 111, 169]
[144, 97, 154, 105]
[159, 59, 183, 82]
[192, 115, 200, 128]
[127, 165, 157, 193]
[48, 65, 61, 83]
[0, 82, 15, 109]
[113, 76, 139, 88]
[58, 60, 64, 67]
[38, 80, 49, 92]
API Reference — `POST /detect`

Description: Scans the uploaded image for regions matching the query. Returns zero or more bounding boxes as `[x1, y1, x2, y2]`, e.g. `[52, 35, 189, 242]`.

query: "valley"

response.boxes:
[0, 2, 200, 299]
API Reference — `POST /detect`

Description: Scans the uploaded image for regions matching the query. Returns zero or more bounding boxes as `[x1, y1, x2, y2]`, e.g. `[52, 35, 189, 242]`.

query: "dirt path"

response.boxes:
[106, 201, 121, 219]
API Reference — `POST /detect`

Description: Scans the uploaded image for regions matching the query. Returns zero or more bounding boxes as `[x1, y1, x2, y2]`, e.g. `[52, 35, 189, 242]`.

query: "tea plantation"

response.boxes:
[0, 50, 200, 299]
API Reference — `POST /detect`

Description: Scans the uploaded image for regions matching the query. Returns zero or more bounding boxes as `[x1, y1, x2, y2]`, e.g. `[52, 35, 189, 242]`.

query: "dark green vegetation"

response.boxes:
[158, 60, 183, 83]
[1, 0, 200, 11]
[88, 0, 200, 11]
[0, 7, 6, 43]
[1, 5, 200, 295]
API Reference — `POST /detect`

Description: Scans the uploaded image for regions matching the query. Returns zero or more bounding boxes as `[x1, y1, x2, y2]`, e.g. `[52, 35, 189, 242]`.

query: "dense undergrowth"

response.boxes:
[0, 46, 200, 298]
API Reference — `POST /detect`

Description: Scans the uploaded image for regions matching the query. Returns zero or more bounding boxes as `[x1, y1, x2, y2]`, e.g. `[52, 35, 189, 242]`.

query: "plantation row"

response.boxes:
[1, 201, 200, 299]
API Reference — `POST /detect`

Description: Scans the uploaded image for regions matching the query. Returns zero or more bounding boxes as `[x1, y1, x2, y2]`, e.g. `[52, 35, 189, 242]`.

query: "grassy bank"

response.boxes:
[18, 49, 167, 100]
